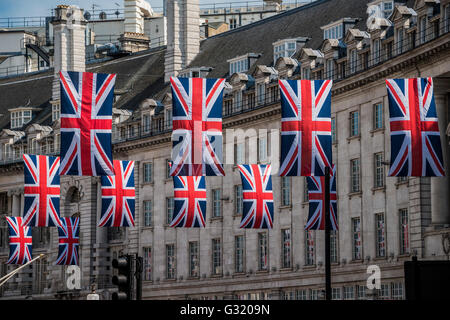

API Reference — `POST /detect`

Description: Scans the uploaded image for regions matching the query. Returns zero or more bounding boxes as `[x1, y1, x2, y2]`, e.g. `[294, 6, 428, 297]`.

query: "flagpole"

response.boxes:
[324, 166, 331, 300]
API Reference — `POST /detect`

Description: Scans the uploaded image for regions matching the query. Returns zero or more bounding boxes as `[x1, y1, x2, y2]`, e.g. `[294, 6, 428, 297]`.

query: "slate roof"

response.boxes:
[0, 0, 415, 131]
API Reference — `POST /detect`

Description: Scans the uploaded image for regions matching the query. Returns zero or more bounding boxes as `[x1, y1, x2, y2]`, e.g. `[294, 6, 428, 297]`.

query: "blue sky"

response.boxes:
[0, 0, 247, 17]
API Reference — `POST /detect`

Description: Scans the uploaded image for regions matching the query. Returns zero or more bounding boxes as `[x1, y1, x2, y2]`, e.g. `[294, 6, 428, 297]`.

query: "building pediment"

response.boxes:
[230, 72, 250, 85]
[344, 28, 370, 44]
[274, 56, 298, 70]
[391, 5, 417, 22]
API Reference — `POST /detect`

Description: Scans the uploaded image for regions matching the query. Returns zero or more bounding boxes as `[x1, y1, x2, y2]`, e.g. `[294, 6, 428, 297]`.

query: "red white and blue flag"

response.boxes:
[22, 154, 62, 227]
[170, 77, 225, 176]
[59, 71, 116, 176]
[99, 160, 135, 227]
[279, 79, 333, 176]
[386, 78, 445, 176]
[56, 217, 80, 265]
[6, 216, 32, 265]
[170, 176, 207, 228]
[238, 164, 274, 229]
[305, 165, 338, 230]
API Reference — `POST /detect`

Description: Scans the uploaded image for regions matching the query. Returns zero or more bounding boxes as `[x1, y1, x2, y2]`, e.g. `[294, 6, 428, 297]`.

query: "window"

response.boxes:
[229, 18, 237, 29]
[166, 197, 174, 225]
[380, 283, 390, 299]
[397, 27, 404, 54]
[330, 230, 338, 263]
[166, 159, 171, 179]
[189, 241, 199, 278]
[373, 39, 380, 64]
[143, 114, 150, 133]
[52, 104, 60, 122]
[310, 289, 319, 300]
[235, 185, 243, 215]
[419, 16, 427, 44]
[273, 41, 296, 64]
[281, 176, 291, 206]
[350, 49, 357, 73]
[229, 58, 248, 74]
[10, 110, 32, 129]
[246, 92, 255, 110]
[281, 229, 291, 269]
[258, 135, 267, 162]
[235, 235, 244, 273]
[332, 288, 341, 300]
[166, 244, 176, 279]
[234, 91, 242, 111]
[375, 213, 386, 257]
[212, 189, 221, 218]
[302, 67, 311, 80]
[357, 285, 366, 300]
[257, 83, 265, 105]
[343, 286, 354, 300]
[212, 238, 221, 275]
[391, 282, 404, 300]
[235, 143, 244, 165]
[258, 233, 268, 271]
[350, 159, 360, 193]
[268, 86, 278, 103]
[352, 217, 362, 260]
[373, 103, 383, 129]
[296, 289, 307, 300]
[350, 111, 359, 137]
[374, 153, 385, 188]
[305, 230, 315, 265]
[445, 4, 450, 33]
[331, 117, 337, 144]
[143, 200, 152, 227]
[143, 247, 152, 281]
[399, 208, 409, 255]
[326, 59, 334, 79]
[143, 162, 153, 183]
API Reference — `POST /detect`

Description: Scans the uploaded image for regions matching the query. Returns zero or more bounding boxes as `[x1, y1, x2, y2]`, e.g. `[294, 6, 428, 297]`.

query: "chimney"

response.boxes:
[51, 5, 86, 103]
[165, 0, 200, 82]
[119, 0, 153, 53]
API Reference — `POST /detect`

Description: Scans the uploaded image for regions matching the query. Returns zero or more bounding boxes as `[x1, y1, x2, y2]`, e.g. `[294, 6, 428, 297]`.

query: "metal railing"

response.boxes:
[199, 0, 313, 14]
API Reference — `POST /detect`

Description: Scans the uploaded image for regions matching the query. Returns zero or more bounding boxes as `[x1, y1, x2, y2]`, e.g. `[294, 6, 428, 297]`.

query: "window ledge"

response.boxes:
[279, 267, 293, 272]
[302, 265, 316, 270]
[348, 191, 362, 199]
[232, 272, 246, 278]
[370, 128, 385, 136]
[301, 201, 309, 208]
[187, 276, 200, 280]
[256, 270, 269, 274]
[373, 256, 387, 261]
[279, 204, 292, 210]
[395, 180, 409, 189]
[141, 182, 154, 187]
[371, 186, 386, 194]
[233, 213, 242, 218]
[332, 140, 338, 146]
[141, 226, 154, 232]
[347, 135, 360, 143]
[210, 273, 223, 278]
[349, 259, 363, 264]
[210, 216, 223, 222]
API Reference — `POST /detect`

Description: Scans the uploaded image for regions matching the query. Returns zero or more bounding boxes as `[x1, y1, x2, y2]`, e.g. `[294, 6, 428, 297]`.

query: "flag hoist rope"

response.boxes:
[0, 254, 46, 288]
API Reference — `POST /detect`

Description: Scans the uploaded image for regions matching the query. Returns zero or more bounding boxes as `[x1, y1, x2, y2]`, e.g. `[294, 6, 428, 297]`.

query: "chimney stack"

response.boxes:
[51, 5, 86, 102]
[119, 0, 153, 53]
[165, 0, 200, 82]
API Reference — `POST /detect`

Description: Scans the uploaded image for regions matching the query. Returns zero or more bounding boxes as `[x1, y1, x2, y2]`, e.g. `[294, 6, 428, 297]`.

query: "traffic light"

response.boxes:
[112, 255, 132, 300]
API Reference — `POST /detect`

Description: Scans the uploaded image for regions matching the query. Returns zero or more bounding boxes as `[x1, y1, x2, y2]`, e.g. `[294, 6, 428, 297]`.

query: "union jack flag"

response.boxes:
[386, 78, 445, 176]
[99, 160, 135, 227]
[59, 71, 116, 176]
[238, 164, 274, 229]
[170, 176, 207, 228]
[22, 154, 62, 227]
[56, 217, 80, 265]
[305, 165, 338, 230]
[5, 216, 32, 265]
[279, 79, 333, 176]
[170, 77, 225, 176]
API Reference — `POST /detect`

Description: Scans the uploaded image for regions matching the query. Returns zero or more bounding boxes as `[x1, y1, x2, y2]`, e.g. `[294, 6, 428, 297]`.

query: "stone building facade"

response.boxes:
[0, 0, 449, 300]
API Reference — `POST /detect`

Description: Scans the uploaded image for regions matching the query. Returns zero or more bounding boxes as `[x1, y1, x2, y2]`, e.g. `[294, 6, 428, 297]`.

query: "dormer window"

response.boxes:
[273, 41, 296, 64]
[178, 67, 211, 78]
[229, 58, 249, 74]
[227, 53, 261, 75]
[322, 18, 359, 41]
[324, 24, 344, 40]
[10, 109, 32, 129]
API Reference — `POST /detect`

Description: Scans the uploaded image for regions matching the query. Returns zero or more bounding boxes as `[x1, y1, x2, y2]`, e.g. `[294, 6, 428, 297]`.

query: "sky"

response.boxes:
[0, 0, 256, 18]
